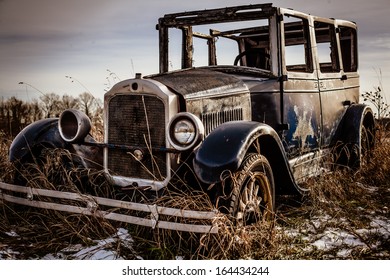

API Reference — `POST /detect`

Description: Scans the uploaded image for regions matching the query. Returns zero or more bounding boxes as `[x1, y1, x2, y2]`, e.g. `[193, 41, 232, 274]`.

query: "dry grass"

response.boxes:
[0, 142, 121, 258]
[1, 128, 389, 259]
[273, 127, 390, 259]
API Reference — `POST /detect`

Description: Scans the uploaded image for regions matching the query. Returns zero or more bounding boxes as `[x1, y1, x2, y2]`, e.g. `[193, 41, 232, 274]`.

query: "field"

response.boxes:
[0, 129, 389, 260]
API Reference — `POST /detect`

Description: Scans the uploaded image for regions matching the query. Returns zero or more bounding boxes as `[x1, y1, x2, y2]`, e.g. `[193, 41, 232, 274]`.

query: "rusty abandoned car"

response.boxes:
[1, 4, 375, 233]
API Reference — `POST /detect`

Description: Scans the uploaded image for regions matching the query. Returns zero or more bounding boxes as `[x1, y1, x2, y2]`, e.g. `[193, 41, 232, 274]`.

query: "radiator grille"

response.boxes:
[107, 94, 166, 180]
[201, 108, 243, 135]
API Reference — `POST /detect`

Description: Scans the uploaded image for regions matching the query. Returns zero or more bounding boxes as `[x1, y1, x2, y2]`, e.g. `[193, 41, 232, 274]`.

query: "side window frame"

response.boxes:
[338, 24, 358, 73]
[313, 20, 340, 74]
[280, 12, 314, 75]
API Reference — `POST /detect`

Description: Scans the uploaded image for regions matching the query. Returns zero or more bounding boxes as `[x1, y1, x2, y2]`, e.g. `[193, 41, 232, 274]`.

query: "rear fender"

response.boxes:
[193, 121, 303, 195]
[334, 104, 374, 144]
[332, 104, 375, 167]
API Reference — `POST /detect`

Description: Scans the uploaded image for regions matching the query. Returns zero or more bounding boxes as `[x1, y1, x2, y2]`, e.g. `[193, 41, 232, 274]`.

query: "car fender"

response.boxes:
[9, 118, 68, 162]
[336, 104, 375, 145]
[9, 118, 103, 169]
[332, 104, 375, 168]
[193, 121, 303, 195]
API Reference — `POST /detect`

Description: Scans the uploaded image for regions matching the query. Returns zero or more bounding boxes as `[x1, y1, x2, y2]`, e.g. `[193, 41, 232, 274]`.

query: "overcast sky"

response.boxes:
[0, 0, 389, 102]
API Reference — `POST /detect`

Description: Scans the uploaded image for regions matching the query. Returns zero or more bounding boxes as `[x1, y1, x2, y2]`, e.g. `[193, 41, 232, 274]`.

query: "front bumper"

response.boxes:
[0, 182, 218, 234]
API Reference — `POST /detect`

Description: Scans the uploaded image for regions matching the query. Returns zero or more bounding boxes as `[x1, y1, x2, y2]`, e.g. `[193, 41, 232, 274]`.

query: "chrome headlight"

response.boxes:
[167, 113, 204, 151]
[59, 109, 91, 143]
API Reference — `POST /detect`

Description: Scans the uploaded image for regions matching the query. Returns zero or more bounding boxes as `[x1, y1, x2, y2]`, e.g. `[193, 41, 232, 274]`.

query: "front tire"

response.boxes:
[228, 153, 275, 225]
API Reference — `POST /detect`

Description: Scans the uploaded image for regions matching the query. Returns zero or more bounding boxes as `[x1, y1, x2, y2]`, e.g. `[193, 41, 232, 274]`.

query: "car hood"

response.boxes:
[147, 68, 270, 99]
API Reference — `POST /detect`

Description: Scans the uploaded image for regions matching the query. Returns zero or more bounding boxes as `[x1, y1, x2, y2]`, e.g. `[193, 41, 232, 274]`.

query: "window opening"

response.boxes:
[339, 26, 358, 72]
[314, 21, 340, 73]
[283, 15, 313, 73]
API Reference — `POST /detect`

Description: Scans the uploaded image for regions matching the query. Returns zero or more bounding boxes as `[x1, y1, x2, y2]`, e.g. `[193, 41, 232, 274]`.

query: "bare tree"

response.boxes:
[90, 98, 104, 142]
[78, 92, 98, 119]
[39, 93, 61, 118]
[0, 92, 104, 137]
[27, 99, 42, 122]
[58, 94, 80, 111]
[0, 97, 30, 136]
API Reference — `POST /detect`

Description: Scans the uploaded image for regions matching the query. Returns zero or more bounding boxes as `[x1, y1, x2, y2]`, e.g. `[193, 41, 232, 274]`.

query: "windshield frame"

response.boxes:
[157, 4, 278, 75]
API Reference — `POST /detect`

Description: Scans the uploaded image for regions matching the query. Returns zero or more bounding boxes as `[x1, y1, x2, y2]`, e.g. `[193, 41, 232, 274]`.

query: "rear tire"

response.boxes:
[349, 123, 374, 169]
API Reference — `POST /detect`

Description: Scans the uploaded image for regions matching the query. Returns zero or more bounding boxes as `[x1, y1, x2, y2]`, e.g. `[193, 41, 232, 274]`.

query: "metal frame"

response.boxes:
[0, 182, 218, 234]
[157, 3, 276, 73]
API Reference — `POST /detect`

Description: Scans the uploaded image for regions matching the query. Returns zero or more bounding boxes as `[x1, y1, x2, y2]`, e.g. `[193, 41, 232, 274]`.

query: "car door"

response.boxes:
[279, 10, 321, 159]
[337, 22, 360, 115]
[312, 18, 351, 147]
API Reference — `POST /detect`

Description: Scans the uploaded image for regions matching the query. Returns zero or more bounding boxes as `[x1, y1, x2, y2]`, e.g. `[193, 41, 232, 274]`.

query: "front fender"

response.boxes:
[9, 118, 67, 162]
[193, 121, 301, 195]
[9, 118, 103, 169]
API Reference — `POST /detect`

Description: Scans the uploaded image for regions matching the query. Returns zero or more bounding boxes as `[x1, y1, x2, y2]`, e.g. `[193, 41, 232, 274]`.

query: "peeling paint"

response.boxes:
[292, 105, 315, 149]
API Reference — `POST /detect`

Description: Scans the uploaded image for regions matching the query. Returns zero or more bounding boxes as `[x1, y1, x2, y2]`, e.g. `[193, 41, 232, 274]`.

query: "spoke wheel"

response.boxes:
[229, 153, 275, 225]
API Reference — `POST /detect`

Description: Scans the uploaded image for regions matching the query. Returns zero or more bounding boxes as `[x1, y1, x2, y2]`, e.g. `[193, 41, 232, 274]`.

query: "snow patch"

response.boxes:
[312, 228, 366, 250]
[0, 247, 20, 260]
[41, 228, 142, 260]
[5, 231, 19, 237]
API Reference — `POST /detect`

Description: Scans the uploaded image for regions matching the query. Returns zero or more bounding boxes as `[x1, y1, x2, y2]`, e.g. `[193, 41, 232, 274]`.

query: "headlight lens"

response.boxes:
[168, 113, 204, 151]
[173, 119, 196, 145]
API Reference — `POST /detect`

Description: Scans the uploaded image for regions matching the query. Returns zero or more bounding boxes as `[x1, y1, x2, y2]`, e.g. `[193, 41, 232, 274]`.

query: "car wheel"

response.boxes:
[350, 124, 374, 168]
[228, 153, 275, 225]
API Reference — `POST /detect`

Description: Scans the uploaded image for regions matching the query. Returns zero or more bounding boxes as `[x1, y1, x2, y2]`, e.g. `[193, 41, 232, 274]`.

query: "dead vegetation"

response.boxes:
[0, 128, 389, 259]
